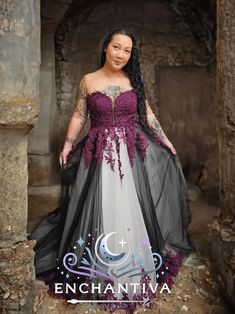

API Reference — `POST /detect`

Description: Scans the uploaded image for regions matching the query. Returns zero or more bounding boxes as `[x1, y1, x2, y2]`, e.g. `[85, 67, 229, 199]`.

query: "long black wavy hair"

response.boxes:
[100, 29, 158, 139]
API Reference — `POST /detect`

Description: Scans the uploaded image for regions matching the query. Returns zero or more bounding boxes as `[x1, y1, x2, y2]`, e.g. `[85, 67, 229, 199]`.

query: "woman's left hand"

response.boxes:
[163, 138, 177, 155]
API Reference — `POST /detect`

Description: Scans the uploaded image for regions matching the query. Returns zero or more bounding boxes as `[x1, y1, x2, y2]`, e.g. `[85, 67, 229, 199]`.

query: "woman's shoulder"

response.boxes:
[82, 70, 102, 82]
[80, 70, 104, 94]
[80, 70, 101, 89]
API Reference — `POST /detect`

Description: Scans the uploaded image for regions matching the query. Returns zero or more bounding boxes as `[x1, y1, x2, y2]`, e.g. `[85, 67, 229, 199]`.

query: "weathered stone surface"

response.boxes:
[0, 98, 38, 128]
[0, 129, 28, 247]
[27, 185, 60, 233]
[162, 0, 216, 55]
[0, 1, 40, 313]
[0, 0, 41, 247]
[155, 65, 218, 193]
[0, 4, 41, 251]
[210, 0, 235, 310]
[210, 219, 235, 309]
[28, 153, 60, 186]
[187, 184, 202, 202]
[28, 68, 56, 155]
[0, 240, 36, 314]
[216, 0, 235, 221]
[0, 0, 40, 102]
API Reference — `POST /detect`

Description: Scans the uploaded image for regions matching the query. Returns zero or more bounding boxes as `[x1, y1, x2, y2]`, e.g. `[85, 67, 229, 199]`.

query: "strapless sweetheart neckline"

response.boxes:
[86, 89, 135, 103]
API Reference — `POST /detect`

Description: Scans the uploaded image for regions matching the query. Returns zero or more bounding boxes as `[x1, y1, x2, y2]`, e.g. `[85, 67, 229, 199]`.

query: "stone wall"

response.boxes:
[27, 0, 74, 232]
[210, 0, 235, 309]
[0, 0, 40, 312]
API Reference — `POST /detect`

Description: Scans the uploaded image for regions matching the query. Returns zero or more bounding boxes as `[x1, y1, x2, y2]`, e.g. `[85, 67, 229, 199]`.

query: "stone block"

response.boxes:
[0, 129, 28, 248]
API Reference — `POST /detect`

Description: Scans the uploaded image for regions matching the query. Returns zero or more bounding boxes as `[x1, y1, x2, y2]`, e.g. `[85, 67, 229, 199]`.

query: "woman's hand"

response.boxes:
[163, 138, 177, 155]
[59, 142, 73, 167]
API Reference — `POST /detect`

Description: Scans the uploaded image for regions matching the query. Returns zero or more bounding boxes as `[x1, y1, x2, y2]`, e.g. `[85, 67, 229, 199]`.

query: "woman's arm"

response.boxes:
[59, 76, 89, 166]
[146, 99, 168, 142]
[146, 99, 177, 154]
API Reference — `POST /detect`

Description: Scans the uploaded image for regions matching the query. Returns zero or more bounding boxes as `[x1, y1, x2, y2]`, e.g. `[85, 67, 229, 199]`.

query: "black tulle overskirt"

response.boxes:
[28, 123, 193, 312]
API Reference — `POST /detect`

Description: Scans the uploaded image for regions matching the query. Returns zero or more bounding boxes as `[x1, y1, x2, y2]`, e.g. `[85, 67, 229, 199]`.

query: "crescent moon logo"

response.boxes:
[95, 232, 130, 267]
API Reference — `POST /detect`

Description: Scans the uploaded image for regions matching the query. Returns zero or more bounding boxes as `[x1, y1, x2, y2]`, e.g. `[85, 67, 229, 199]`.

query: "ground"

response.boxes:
[32, 253, 231, 313]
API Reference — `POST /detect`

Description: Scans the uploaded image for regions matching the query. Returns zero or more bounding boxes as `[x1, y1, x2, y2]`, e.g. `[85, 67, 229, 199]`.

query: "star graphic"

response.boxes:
[118, 237, 127, 247]
[143, 297, 151, 305]
[76, 236, 85, 247]
[156, 273, 159, 278]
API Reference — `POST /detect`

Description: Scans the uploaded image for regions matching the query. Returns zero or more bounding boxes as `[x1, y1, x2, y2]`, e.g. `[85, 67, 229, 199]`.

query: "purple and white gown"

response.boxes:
[28, 87, 193, 310]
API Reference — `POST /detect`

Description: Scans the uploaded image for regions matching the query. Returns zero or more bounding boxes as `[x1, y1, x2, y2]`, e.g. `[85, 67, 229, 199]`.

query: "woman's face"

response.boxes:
[105, 34, 133, 71]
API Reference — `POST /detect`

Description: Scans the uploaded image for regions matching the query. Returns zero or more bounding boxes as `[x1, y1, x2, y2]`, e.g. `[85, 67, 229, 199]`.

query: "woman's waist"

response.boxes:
[90, 115, 136, 128]
[92, 119, 139, 128]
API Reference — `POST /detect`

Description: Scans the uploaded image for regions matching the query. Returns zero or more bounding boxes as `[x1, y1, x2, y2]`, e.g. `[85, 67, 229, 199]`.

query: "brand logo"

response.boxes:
[54, 231, 172, 310]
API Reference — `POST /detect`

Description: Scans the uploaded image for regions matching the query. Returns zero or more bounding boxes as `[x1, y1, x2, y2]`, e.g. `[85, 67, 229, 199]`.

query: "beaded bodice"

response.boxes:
[78, 88, 154, 183]
[87, 88, 137, 127]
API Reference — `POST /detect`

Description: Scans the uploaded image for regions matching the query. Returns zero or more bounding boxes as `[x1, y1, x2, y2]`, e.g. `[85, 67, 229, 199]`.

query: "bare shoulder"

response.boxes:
[80, 69, 132, 92]
[82, 70, 103, 93]
[86, 70, 103, 81]
[77, 72, 96, 93]
[83, 70, 102, 81]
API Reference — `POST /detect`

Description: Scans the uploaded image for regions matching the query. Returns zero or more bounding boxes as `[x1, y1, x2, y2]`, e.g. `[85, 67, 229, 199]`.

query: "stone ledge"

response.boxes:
[0, 97, 39, 128]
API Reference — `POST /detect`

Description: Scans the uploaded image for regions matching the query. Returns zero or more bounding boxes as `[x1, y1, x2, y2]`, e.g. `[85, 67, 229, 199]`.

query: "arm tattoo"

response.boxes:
[65, 136, 76, 144]
[151, 118, 167, 141]
[146, 100, 167, 141]
[74, 76, 88, 120]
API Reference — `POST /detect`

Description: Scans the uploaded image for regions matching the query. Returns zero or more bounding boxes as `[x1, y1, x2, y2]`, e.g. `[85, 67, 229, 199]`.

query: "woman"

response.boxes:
[29, 29, 193, 312]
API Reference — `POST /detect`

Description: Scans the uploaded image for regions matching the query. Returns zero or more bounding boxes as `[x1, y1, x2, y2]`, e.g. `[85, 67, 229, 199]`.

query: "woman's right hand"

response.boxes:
[59, 143, 73, 167]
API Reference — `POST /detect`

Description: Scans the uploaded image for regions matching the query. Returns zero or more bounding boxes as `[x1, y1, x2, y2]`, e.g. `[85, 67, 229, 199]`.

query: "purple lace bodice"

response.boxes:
[87, 89, 137, 127]
[79, 90, 159, 182]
